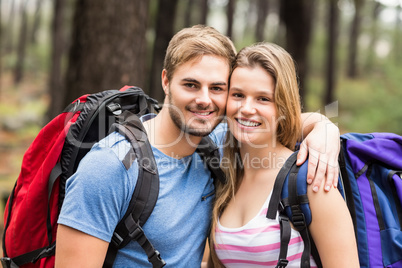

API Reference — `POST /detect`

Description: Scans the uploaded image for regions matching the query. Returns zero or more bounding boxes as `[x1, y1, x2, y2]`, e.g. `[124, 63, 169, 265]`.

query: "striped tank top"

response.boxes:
[214, 192, 317, 267]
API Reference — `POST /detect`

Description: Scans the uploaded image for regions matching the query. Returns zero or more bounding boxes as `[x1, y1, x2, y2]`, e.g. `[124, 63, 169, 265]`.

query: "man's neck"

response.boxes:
[142, 110, 202, 159]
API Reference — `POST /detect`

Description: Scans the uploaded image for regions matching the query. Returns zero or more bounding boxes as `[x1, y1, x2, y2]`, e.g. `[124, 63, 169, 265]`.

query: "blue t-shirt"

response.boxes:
[57, 119, 227, 267]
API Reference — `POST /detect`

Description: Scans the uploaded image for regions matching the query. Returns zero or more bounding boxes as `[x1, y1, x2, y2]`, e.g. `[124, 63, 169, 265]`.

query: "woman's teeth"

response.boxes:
[237, 119, 260, 127]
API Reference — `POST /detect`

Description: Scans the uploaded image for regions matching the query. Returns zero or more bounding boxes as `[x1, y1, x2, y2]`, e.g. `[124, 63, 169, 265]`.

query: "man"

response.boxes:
[55, 25, 339, 267]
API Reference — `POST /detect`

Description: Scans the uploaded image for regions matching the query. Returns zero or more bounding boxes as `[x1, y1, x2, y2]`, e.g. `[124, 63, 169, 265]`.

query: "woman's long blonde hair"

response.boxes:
[209, 42, 302, 267]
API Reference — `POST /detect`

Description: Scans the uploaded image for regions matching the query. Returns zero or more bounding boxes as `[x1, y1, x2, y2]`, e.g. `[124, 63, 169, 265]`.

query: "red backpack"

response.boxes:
[1, 86, 164, 268]
[1, 86, 225, 268]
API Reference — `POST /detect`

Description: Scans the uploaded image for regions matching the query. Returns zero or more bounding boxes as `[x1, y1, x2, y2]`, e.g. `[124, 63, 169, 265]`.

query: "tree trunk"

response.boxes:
[347, 0, 364, 78]
[280, 0, 315, 107]
[4, 0, 16, 53]
[226, 0, 235, 39]
[64, 0, 150, 106]
[14, 0, 28, 84]
[184, 0, 195, 27]
[365, 1, 382, 72]
[394, 4, 402, 64]
[255, 0, 269, 41]
[200, 0, 208, 25]
[0, 0, 2, 99]
[149, 0, 179, 102]
[30, 0, 44, 44]
[324, 0, 339, 105]
[47, 0, 66, 121]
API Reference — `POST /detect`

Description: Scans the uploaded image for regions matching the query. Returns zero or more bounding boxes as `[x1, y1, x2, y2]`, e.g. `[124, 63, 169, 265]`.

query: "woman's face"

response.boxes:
[226, 66, 277, 147]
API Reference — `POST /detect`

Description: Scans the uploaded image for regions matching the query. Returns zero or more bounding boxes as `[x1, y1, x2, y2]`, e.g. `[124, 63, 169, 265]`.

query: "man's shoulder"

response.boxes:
[95, 131, 132, 162]
[209, 122, 228, 147]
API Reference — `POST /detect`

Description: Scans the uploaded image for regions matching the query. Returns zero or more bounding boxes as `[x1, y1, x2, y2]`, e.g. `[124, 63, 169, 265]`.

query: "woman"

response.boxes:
[209, 43, 359, 267]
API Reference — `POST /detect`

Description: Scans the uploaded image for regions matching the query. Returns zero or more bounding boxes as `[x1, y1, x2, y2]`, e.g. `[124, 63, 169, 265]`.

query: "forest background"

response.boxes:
[0, 0, 402, 223]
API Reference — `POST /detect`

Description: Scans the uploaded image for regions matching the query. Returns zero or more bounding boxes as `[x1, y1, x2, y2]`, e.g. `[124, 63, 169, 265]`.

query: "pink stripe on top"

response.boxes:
[214, 192, 317, 267]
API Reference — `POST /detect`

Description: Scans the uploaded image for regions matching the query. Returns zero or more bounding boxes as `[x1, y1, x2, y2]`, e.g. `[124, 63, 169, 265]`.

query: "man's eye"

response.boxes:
[185, 83, 196, 88]
[211, 87, 223, 91]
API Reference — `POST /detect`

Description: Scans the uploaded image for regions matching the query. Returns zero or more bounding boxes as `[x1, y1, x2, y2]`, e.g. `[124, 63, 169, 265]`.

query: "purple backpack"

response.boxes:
[268, 132, 402, 268]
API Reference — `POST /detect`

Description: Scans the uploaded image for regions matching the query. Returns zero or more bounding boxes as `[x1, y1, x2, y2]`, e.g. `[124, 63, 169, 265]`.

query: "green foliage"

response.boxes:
[306, 61, 402, 135]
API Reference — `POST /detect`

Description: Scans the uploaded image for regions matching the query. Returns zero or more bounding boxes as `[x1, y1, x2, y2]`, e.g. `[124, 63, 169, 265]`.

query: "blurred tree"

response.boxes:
[64, 0, 149, 106]
[280, 0, 315, 107]
[47, 0, 67, 120]
[200, 0, 208, 25]
[365, 1, 383, 72]
[149, 0, 179, 102]
[30, 0, 44, 44]
[394, 3, 402, 64]
[184, 0, 195, 27]
[241, 0, 257, 43]
[14, 0, 28, 84]
[347, 0, 365, 78]
[227, 0, 236, 39]
[324, 0, 339, 105]
[255, 0, 270, 41]
[4, 0, 16, 53]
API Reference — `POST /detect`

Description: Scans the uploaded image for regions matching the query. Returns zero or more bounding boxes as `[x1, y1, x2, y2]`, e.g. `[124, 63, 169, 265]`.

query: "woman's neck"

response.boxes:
[239, 142, 292, 173]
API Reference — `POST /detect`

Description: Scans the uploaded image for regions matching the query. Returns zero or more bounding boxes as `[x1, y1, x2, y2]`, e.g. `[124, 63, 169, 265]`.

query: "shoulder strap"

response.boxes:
[196, 136, 227, 184]
[103, 111, 165, 268]
[286, 164, 313, 268]
[267, 152, 323, 268]
[266, 152, 298, 219]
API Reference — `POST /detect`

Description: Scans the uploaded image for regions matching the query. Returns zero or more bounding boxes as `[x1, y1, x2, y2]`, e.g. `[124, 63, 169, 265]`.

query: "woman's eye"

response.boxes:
[259, 97, 271, 102]
[232, 93, 243, 98]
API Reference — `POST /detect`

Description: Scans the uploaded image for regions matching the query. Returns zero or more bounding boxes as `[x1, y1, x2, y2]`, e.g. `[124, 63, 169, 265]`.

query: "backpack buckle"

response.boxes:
[278, 200, 285, 213]
[276, 258, 289, 268]
[128, 225, 145, 241]
[291, 211, 306, 231]
[106, 103, 122, 115]
[0, 257, 17, 268]
[148, 250, 166, 268]
[111, 225, 144, 248]
[111, 232, 124, 247]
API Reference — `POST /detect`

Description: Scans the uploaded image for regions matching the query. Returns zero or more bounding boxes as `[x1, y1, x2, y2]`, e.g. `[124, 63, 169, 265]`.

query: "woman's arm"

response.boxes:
[298, 112, 340, 192]
[55, 224, 109, 267]
[307, 180, 359, 267]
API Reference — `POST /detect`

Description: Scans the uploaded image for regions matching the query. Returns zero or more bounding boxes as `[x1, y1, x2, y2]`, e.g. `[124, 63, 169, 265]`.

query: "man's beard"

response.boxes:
[167, 92, 219, 137]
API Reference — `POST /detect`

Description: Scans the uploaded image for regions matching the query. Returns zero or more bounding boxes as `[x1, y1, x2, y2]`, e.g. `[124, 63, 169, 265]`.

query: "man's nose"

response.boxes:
[195, 87, 212, 107]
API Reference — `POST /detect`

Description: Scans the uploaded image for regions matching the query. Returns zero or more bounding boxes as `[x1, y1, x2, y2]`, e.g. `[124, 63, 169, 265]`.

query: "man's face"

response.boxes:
[163, 55, 229, 137]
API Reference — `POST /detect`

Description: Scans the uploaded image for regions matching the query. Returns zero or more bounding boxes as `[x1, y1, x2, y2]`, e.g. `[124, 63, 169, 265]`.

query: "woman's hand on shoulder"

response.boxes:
[297, 117, 340, 192]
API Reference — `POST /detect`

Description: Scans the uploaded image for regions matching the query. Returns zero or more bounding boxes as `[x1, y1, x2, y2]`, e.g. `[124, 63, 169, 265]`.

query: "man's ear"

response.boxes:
[161, 69, 169, 95]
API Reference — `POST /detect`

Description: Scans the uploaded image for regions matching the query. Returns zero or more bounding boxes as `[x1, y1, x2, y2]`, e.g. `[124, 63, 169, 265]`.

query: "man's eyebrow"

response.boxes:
[182, 78, 227, 86]
[182, 78, 200, 84]
[211, 81, 227, 86]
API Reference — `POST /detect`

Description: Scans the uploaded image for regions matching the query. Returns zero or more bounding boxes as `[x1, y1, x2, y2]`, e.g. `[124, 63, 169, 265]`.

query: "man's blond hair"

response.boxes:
[163, 25, 236, 81]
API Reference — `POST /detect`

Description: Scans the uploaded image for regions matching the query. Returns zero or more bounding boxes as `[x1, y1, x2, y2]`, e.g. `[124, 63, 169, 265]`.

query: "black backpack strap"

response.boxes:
[276, 214, 291, 268]
[285, 157, 323, 268]
[196, 136, 226, 184]
[267, 153, 321, 268]
[267, 152, 298, 219]
[287, 164, 312, 268]
[274, 162, 300, 268]
[266, 153, 298, 268]
[0, 242, 56, 268]
[103, 112, 165, 268]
